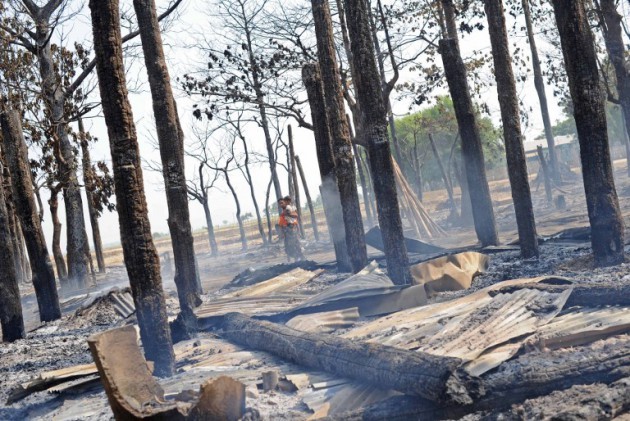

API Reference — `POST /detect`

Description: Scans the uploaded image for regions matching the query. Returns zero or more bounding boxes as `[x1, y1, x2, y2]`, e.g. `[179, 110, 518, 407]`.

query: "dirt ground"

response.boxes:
[2, 160, 630, 420]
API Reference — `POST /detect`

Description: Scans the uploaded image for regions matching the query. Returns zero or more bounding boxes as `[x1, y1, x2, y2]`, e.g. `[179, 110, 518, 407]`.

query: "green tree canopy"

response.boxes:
[394, 96, 504, 186]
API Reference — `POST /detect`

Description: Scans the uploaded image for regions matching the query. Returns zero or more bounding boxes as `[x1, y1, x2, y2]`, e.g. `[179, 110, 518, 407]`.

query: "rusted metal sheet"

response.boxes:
[410, 252, 489, 297]
[287, 261, 428, 317]
[221, 268, 322, 298]
[286, 308, 360, 333]
[88, 326, 246, 420]
[531, 306, 630, 349]
[195, 295, 308, 327]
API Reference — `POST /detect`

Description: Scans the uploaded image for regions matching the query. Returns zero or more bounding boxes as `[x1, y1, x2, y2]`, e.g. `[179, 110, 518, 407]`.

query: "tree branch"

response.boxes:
[65, 0, 184, 98]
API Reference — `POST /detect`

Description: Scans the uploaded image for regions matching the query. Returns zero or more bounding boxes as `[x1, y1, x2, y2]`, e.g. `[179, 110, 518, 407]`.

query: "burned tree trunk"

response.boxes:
[428, 133, 457, 217]
[311, 0, 368, 273]
[599, 0, 630, 177]
[295, 155, 320, 241]
[1, 156, 27, 284]
[0, 159, 25, 342]
[440, 39, 499, 246]
[133, 0, 202, 326]
[551, 0, 624, 267]
[537, 146, 553, 205]
[302, 63, 352, 272]
[484, 0, 539, 258]
[48, 186, 68, 281]
[288, 125, 305, 238]
[1, 110, 60, 322]
[35, 44, 89, 291]
[89, 0, 175, 377]
[343, 0, 412, 285]
[214, 312, 472, 403]
[224, 170, 248, 251]
[238, 133, 267, 245]
[202, 201, 218, 256]
[522, 0, 560, 183]
[78, 118, 106, 273]
[354, 144, 374, 227]
[347, 115, 375, 227]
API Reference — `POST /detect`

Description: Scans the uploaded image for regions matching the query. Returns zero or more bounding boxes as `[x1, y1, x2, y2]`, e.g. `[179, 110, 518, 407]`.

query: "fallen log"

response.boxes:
[212, 312, 479, 404]
[325, 336, 630, 420]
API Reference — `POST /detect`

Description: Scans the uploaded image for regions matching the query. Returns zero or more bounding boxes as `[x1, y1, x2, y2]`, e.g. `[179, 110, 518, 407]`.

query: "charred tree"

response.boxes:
[598, 0, 630, 176]
[522, 0, 560, 183]
[1, 154, 27, 284]
[302, 63, 352, 272]
[343, 0, 412, 285]
[288, 125, 305, 238]
[428, 133, 457, 217]
[295, 155, 320, 241]
[18, 1, 91, 290]
[1, 110, 61, 322]
[225, 168, 248, 251]
[347, 115, 375, 227]
[485, 0, 538, 258]
[551, 0, 624, 266]
[89, 0, 175, 376]
[0, 159, 25, 342]
[439, 39, 499, 246]
[48, 185, 68, 281]
[78, 118, 106, 273]
[537, 146, 553, 205]
[133, 0, 202, 328]
[311, 0, 368, 273]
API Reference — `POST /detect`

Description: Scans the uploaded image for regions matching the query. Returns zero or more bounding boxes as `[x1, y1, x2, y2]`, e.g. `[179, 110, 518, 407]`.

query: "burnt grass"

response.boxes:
[1, 240, 630, 419]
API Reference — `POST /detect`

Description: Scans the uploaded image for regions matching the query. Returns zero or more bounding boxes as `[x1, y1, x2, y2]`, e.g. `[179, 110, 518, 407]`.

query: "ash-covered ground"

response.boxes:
[2, 239, 628, 420]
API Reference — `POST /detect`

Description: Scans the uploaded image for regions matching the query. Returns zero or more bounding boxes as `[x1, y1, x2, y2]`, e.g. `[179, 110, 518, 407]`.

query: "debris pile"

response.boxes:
[3, 241, 630, 420]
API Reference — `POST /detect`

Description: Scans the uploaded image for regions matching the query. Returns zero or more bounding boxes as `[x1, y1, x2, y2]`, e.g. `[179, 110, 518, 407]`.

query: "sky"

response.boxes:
[32, 0, 581, 250]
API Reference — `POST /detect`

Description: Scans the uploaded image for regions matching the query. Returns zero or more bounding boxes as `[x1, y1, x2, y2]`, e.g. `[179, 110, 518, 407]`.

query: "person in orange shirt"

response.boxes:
[278, 196, 305, 262]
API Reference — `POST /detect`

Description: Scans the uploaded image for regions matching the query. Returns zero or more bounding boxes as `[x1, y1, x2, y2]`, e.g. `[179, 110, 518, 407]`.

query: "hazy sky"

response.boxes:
[34, 0, 572, 250]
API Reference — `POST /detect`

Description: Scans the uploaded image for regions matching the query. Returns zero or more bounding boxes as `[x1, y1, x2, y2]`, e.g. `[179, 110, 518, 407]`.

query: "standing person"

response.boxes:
[278, 196, 305, 262]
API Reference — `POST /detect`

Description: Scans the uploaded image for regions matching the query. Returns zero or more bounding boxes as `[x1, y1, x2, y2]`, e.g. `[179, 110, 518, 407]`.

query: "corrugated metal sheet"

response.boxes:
[532, 306, 630, 349]
[195, 294, 308, 321]
[221, 268, 322, 298]
[286, 308, 360, 333]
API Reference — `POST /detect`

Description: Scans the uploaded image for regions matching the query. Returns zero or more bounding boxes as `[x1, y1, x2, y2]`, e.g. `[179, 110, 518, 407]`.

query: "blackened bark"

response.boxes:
[288, 125, 305, 238]
[440, 39, 498, 246]
[0, 160, 25, 342]
[1, 110, 61, 322]
[523, 0, 560, 183]
[238, 133, 267, 244]
[537, 146, 553, 205]
[551, 0, 624, 266]
[484, 0, 538, 258]
[202, 201, 218, 256]
[311, 0, 368, 273]
[78, 119, 106, 273]
[347, 115, 375, 227]
[302, 63, 352, 272]
[599, 0, 630, 177]
[48, 186, 68, 281]
[133, 0, 202, 325]
[1, 157, 27, 284]
[343, 0, 412, 285]
[353, 144, 374, 227]
[89, 0, 175, 376]
[428, 133, 457, 216]
[224, 170, 248, 251]
[31, 15, 89, 289]
[295, 155, 320, 241]
[412, 134, 424, 202]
